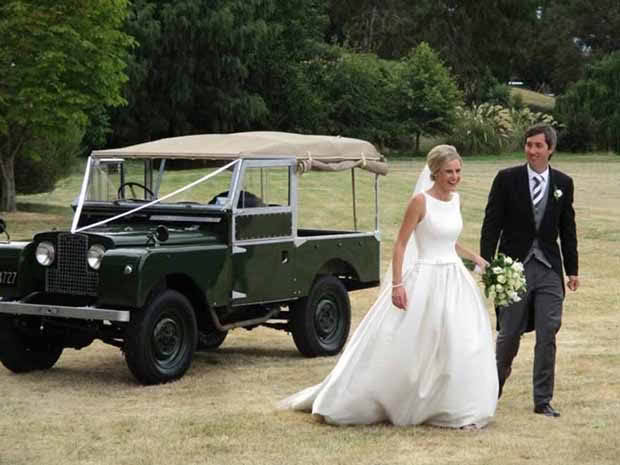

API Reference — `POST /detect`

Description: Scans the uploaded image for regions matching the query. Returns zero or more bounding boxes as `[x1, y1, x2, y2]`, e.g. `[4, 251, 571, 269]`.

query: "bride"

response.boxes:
[278, 145, 498, 428]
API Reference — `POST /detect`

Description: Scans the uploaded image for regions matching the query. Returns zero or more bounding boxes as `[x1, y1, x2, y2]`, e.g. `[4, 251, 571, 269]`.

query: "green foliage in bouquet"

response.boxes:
[482, 253, 527, 308]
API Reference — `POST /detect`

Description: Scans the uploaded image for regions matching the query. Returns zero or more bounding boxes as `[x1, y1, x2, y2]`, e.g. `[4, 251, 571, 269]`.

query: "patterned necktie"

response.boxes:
[532, 174, 545, 209]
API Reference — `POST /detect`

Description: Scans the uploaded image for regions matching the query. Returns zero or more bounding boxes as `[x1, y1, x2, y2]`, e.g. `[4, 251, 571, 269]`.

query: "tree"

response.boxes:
[0, 0, 132, 211]
[555, 52, 620, 152]
[391, 43, 462, 152]
[324, 1, 620, 98]
[326, 0, 421, 58]
[326, 1, 540, 100]
[326, 1, 550, 102]
[421, 1, 539, 102]
[15, 126, 83, 195]
[520, 0, 620, 93]
[516, 1, 590, 94]
[559, 0, 620, 57]
[110, 0, 278, 147]
[300, 51, 395, 144]
[244, 0, 331, 132]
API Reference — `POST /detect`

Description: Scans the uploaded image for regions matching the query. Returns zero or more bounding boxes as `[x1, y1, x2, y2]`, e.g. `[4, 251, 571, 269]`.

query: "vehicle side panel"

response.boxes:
[98, 245, 231, 309]
[294, 235, 380, 295]
[139, 246, 231, 308]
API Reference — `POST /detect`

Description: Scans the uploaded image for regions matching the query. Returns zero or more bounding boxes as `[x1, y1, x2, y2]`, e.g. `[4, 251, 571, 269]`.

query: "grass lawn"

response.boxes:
[0, 154, 618, 465]
[510, 87, 555, 111]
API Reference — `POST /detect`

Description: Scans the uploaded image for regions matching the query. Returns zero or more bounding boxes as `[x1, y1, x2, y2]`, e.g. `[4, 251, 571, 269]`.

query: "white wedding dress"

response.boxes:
[278, 178, 498, 427]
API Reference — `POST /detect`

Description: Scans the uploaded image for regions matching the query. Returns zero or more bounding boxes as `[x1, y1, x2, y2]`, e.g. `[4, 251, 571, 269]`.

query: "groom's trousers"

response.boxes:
[495, 259, 564, 406]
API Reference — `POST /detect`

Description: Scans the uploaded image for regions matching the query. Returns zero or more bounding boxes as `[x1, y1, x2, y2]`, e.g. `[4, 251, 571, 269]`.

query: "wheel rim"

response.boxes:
[152, 315, 184, 367]
[313, 296, 342, 345]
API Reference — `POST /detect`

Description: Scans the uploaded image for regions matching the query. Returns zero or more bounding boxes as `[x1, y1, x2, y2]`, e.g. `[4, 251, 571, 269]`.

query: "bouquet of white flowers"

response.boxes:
[481, 253, 527, 308]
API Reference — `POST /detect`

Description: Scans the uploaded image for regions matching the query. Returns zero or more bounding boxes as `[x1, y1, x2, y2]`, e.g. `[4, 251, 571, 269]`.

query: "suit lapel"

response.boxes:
[539, 167, 556, 230]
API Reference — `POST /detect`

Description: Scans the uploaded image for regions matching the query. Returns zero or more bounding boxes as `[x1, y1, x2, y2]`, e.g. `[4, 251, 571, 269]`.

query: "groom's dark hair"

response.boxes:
[524, 124, 557, 158]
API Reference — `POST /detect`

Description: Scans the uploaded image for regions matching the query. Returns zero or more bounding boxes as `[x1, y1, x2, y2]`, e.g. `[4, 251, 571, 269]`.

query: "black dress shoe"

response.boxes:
[534, 403, 560, 417]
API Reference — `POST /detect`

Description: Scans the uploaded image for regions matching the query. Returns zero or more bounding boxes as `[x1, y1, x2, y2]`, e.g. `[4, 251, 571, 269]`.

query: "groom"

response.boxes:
[480, 124, 579, 418]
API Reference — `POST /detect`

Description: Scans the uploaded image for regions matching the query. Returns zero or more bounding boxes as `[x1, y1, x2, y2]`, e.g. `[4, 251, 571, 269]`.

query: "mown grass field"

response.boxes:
[510, 87, 556, 110]
[1, 154, 618, 465]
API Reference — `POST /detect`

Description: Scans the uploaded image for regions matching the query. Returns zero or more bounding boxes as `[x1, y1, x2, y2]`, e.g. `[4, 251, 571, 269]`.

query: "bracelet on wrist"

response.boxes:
[392, 282, 403, 289]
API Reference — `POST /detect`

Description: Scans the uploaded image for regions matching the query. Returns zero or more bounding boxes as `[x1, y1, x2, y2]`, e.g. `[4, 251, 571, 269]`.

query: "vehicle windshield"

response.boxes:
[85, 158, 236, 206]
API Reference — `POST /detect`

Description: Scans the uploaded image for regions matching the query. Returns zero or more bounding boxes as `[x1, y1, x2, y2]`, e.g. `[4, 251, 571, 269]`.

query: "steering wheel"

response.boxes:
[117, 182, 155, 200]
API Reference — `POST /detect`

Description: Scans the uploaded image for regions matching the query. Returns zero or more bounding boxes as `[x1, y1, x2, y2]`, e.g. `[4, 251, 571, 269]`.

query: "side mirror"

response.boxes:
[155, 225, 169, 242]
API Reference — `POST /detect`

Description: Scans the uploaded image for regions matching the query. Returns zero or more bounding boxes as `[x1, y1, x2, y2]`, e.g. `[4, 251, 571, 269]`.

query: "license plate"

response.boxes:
[0, 271, 17, 285]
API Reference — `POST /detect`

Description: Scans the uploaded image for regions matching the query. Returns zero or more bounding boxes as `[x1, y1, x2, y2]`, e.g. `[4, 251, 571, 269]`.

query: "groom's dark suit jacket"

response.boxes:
[480, 164, 578, 331]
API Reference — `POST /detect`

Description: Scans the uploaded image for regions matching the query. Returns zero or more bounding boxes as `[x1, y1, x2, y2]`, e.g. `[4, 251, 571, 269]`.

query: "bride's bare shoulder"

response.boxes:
[410, 192, 426, 206]
[406, 192, 426, 218]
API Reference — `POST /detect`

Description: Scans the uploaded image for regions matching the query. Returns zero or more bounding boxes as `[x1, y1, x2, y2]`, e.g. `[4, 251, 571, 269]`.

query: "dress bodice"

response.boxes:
[414, 191, 462, 264]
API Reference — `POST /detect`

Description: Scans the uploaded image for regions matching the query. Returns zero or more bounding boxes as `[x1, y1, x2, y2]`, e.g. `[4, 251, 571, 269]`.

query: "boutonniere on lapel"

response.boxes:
[553, 186, 563, 200]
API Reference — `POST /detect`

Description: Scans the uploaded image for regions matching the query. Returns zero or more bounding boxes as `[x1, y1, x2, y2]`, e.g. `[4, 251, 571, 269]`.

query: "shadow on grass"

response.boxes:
[9, 359, 137, 388]
[16, 202, 73, 216]
[9, 346, 303, 387]
[192, 346, 303, 371]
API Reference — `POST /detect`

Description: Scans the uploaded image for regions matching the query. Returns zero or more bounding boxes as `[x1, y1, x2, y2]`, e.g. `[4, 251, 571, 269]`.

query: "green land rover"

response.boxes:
[0, 132, 388, 384]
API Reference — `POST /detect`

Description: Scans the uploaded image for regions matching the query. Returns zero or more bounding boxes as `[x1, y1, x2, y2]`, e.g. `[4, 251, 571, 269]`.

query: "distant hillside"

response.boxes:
[510, 87, 555, 111]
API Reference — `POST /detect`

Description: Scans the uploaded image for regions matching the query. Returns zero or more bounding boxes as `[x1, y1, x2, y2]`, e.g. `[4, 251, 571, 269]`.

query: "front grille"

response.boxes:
[46, 233, 99, 296]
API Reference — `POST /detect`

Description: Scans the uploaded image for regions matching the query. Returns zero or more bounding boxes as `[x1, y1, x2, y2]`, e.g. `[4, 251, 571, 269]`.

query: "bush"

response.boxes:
[446, 104, 510, 155]
[446, 103, 560, 156]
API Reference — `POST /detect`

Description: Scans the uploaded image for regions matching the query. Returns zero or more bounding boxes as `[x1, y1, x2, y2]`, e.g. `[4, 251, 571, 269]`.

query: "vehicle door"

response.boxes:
[231, 160, 298, 305]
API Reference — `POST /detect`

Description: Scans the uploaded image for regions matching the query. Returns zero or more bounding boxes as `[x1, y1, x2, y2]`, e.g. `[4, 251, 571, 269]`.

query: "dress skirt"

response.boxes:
[278, 260, 498, 428]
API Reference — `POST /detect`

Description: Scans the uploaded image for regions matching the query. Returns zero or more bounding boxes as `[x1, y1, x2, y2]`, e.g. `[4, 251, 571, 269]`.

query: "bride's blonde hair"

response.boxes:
[427, 145, 462, 181]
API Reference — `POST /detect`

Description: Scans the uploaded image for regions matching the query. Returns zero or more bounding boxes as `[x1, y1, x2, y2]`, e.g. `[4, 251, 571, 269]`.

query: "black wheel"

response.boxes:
[290, 276, 351, 357]
[196, 329, 228, 351]
[117, 181, 155, 200]
[0, 316, 63, 373]
[124, 290, 197, 385]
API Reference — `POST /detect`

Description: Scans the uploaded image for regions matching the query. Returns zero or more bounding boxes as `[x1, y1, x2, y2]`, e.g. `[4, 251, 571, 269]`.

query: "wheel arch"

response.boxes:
[314, 258, 362, 291]
[142, 273, 212, 329]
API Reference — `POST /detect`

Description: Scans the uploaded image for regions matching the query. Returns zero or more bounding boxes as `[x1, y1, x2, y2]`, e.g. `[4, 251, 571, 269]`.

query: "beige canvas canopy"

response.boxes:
[92, 131, 388, 175]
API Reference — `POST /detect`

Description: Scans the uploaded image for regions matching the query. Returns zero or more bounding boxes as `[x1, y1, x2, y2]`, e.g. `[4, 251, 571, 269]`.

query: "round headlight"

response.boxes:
[35, 241, 55, 266]
[87, 244, 106, 270]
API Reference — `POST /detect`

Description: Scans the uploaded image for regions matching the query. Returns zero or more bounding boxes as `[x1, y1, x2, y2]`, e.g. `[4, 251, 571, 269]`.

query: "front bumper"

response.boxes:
[0, 301, 130, 322]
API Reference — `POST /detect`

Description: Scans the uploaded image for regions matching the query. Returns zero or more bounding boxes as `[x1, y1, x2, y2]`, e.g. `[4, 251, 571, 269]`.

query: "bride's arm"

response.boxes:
[455, 242, 489, 271]
[392, 194, 425, 309]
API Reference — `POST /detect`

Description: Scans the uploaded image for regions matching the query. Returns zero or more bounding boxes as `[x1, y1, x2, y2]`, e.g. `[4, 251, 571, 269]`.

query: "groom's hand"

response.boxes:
[567, 275, 579, 291]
